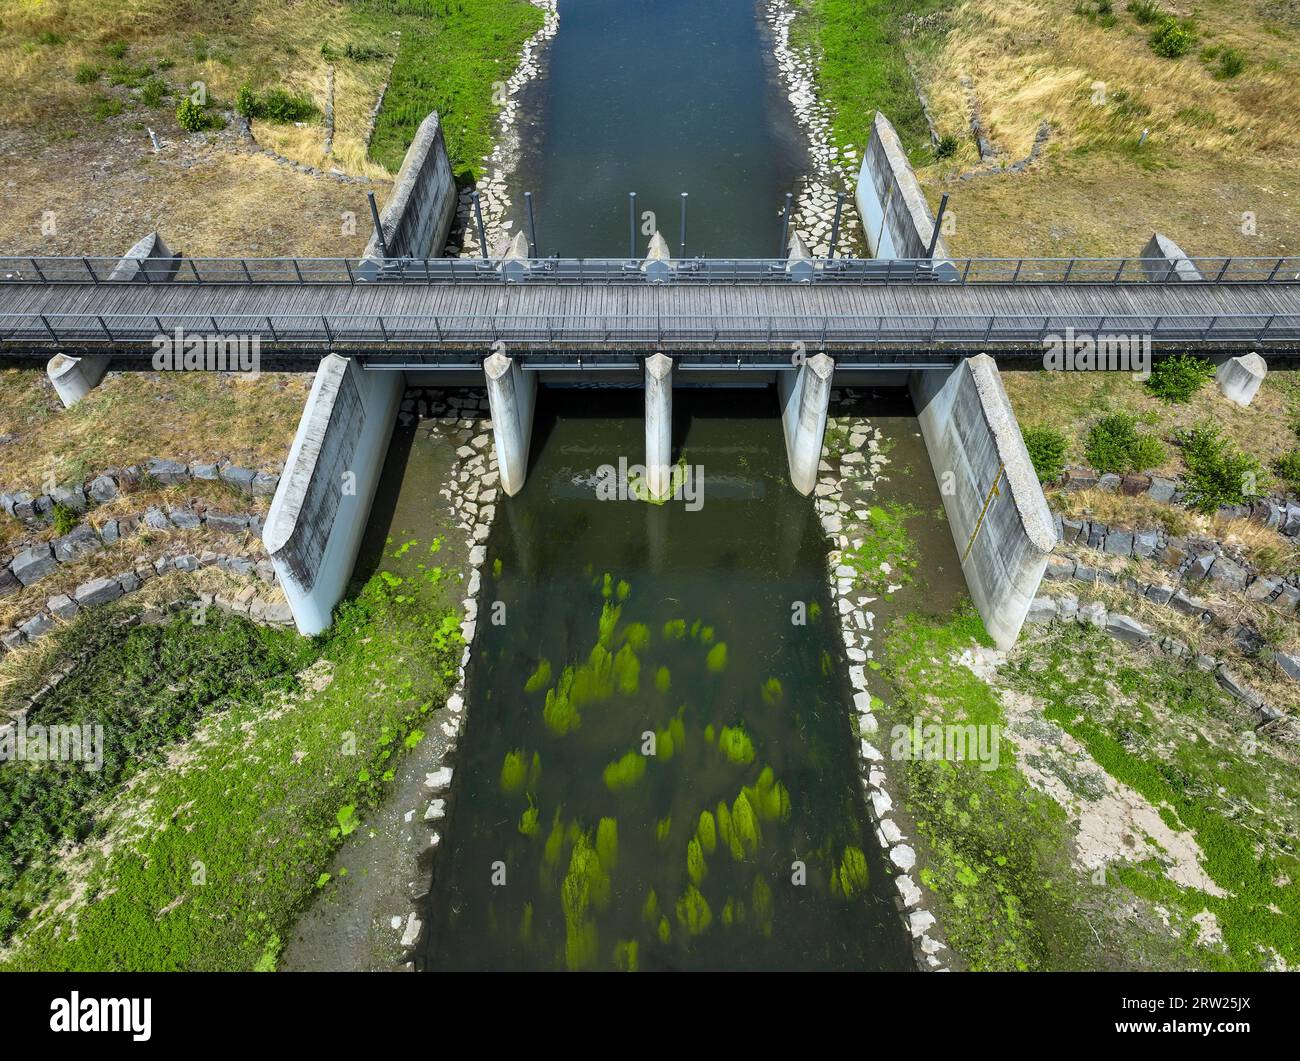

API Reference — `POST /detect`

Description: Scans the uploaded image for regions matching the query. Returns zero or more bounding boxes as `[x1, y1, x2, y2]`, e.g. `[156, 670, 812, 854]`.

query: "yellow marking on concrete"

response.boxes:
[962, 461, 1005, 564]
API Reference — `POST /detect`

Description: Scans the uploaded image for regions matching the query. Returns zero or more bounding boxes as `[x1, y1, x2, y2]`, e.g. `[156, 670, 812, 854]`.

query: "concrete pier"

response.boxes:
[645, 353, 673, 500]
[48, 231, 179, 407]
[1216, 351, 1267, 406]
[484, 351, 536, 496]
[779, 353, 835, 496]
[265, 354, 403, 635]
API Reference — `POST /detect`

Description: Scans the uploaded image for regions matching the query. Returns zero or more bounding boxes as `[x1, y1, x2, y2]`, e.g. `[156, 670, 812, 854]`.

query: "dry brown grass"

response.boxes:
[1051, 486, 1202, 534]
[912, 0, 1300, 257]
[0, 368, 310, 492]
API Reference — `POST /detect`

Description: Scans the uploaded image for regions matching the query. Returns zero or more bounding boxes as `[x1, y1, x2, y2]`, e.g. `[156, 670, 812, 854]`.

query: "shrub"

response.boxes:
[1210, 47, 1246, 79]
[343, 42, 390, 62]
[93, 97, 124, 122]
[1149, 17, 1197, 58]
[235, 83, 260, 119]
[1084, 413, 1165, 474]
[934, 133, 959, 160]
[1176, 423, 1265, 512]
[260, 87, 317, 122]
[104, 41, 128, 59]
[176, 96, 222, 132]
[73, 64, 101, 85]
[51, 503, 77, 536]
[37, 30, 66, 46]
[1144, 353, 1215, 402]
[140, 76, 168, 107]
[1274, 450, 1300, 492]
[1022, 425, 1069, 483]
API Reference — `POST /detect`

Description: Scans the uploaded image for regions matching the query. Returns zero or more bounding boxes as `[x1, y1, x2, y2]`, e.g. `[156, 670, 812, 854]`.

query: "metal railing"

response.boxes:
[4, 311, 1297, 349]
[4, 255, 1300, 285]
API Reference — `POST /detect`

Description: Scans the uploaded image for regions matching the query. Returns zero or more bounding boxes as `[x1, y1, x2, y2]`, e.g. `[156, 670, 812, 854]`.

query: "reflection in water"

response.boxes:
[419, 389, 916, 971]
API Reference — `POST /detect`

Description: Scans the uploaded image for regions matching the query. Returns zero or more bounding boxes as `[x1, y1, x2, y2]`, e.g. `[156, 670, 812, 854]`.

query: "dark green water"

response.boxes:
[510, 0, 809, 257]
[421, 388, 915, 971]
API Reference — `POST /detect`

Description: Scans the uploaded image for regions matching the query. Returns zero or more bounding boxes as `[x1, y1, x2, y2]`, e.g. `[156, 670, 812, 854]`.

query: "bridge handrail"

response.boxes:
[3, 255, 1300, 285]
[2, 310, 1295, 348]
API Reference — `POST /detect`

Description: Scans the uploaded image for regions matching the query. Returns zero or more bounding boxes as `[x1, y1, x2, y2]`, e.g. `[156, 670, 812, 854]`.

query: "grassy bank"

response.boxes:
[360, 0, 544, 179]
[789, 0, 953, 157]
[0, 572, 463, 971]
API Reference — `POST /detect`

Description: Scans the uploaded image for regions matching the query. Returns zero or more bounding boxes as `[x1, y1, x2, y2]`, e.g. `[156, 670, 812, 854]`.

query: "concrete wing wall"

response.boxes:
[856, 111, 949, 262]
[365, 111, 458, 260]
[264, 354, 402, 634]
[910, 355, 1057, 649]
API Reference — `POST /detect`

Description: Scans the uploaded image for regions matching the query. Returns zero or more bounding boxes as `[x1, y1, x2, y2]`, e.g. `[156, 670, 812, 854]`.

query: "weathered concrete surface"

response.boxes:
[909, 354, 1057, 648]
[1216, 351, 1267, 406]
[265, 354, 403, 634]
[645, 353, 673, 499]
[483, 351, 536, 496]
[364, 111, 457, 261]
[47, 231, 180, 407]
[778, 353, 835, 496]
[1139, 232, 1203, 283]
[857, 111, 950, 262]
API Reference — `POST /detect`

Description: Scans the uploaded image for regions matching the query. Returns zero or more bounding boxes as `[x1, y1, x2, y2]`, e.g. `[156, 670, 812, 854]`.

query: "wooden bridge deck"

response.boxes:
[3, 279, 1300, 361]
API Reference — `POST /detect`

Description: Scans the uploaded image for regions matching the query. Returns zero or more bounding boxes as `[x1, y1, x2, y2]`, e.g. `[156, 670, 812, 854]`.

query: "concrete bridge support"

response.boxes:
[779, 353, 835, 496]
[909, 354, 1056, 649]
[48, 231, 179, 407]
[265, 354, 403, 635]
[484, 351, 536, 496]
[645, 353, 673, 500]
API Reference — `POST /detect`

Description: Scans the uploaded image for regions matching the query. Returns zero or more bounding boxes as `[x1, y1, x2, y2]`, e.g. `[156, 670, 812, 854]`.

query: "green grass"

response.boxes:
[0, 567, 463, 971]
[881, 606, 1105, 970]
[789, 0, 954, 156]
[1003, 623, 1300, 971]
[358, 0, 544, 180]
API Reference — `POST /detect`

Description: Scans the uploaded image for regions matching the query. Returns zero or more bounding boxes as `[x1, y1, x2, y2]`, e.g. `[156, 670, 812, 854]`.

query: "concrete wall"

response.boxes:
[856, 111, 950, 263]
[48, 231, 180, 407]
[364, 111, 458, 260]
[909, 354, 1057, 649]
[264, 354, 402, 635]
[1140, 232, 1203, 282]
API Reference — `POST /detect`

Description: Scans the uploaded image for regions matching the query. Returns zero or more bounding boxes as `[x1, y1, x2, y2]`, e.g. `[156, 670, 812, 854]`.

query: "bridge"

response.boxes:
[2, 253, 1300, 366]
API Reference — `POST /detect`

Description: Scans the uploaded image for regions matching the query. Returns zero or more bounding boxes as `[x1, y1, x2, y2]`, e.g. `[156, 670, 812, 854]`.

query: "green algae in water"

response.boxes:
[760, 677, 783, 706]
[543, 810, 565, 872]
[520, 902, 534, 943]
[655, 666, 671, 694]
[657, 916, 671, 944]
[731, 790, 762, 859]
[687, 836, 707, 885]
[704, 723, 715, 744]
[543, 667, 580, 735]
[601, 572, 613, 598]
[718, 724, 755, 765]
[675, 885, 713, 937]
[716, 801, 733, 848]
[624, 622, 650, 651]
[706, 642, 728, 672]
[656, 815, 672, 843]
[834, 846, 870, 900]
[596, 817, 618, 872]
[524, 658, 552, 694]
[603, 750, 647, 791]
[663, 618, 686, 640]
[697, 810, 717, 854]
[562, 832, 610, 970]
[745, 766, 792, 823]
[613, 938, 638, 971]
[616, 579, 631, 601]
[500, 749, 529, 794]
[518, 795, 540, 837]
[598, 602, 622, 647]
[655, 724, 676, 761]
[614, 643, 640, 695]
[642, 888, 660, 926]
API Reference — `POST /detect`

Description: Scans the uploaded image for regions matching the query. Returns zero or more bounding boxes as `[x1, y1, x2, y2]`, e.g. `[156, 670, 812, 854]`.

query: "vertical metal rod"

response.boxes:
[471, 192, 489, 262]
[926, 193, 950, 259]
[679, 192, 688, 258]
[367, 192, 389, 259]
[628, 192, 638, 259]
[524, 192, 538, 257]
[779, 192, 793, 259]
[828, 193, 845, 259]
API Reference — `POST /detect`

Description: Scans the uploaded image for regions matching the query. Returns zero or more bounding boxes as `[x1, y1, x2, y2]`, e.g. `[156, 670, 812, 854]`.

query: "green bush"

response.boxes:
[1176, 423, 1266, 512]
[175, 96, 222, 132]
[140, 76, 168, 108]
[93, 97, 124, 122]
[1149, 17, 1197, 58]
[1022, 425, 1069, 484]
[1209, 47, 1246, 79]
[1083, 413, 1165, 474]
[1144, 353, 1215, 402]
[104, 41, 128, 59]
[934, 133, 959, 160]
[235, 85, 317, 123]
[1274, 450, 1300, 492]
[73, 64, 101, 85]
[51, 503, 77, 536]
[235, 83, 259, 119]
